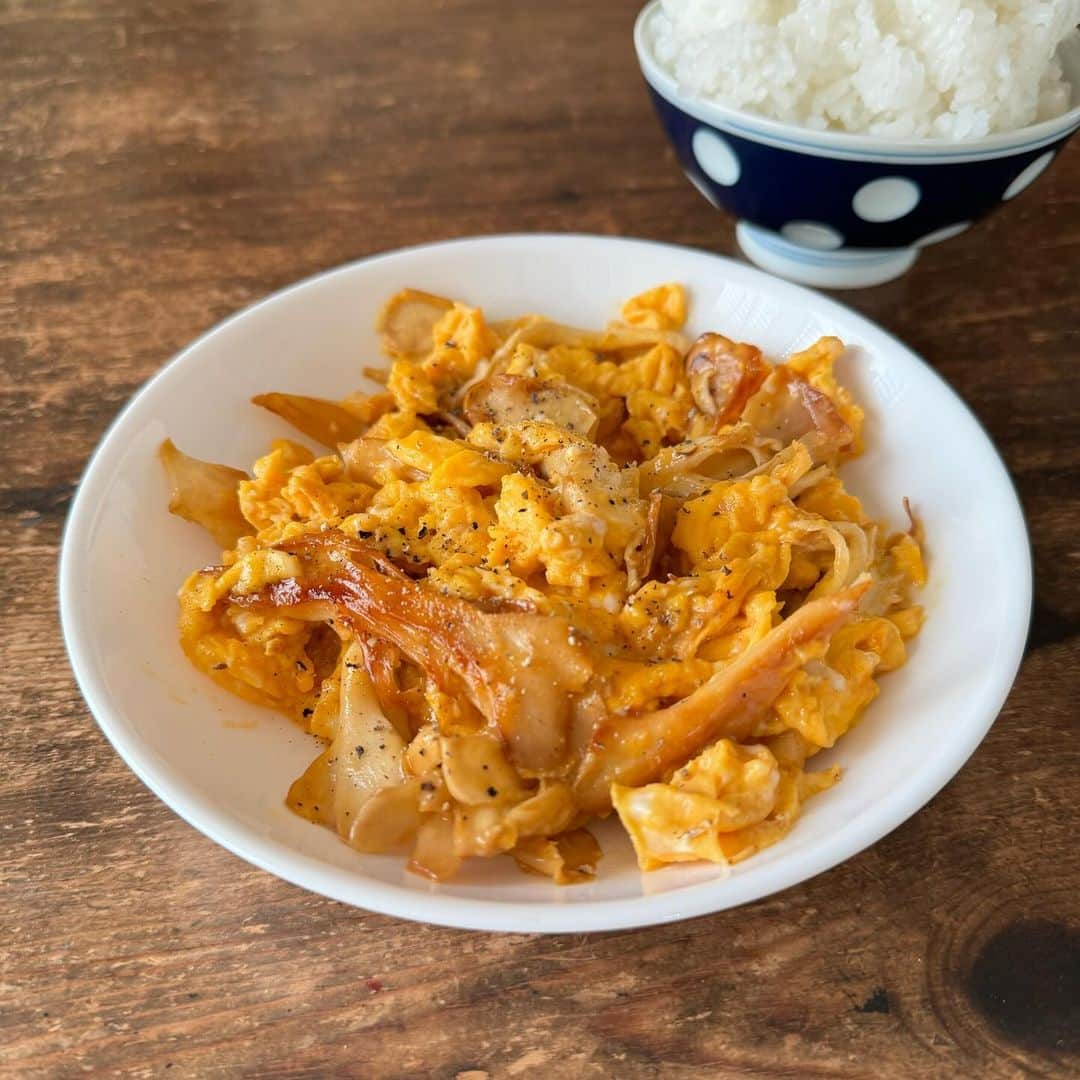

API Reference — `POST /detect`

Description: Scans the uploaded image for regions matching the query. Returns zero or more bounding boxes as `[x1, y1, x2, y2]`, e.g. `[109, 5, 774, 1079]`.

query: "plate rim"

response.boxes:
[59, 232, 1032, 932]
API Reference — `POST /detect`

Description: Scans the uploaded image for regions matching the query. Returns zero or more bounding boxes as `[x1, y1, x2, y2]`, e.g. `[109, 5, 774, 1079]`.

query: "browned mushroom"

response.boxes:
[685, 333, 770, 425]
[637, 424, 775, 500]
[375, 288, 454, 358]
[338, 436, 425, 485]
[252, 392, 370, 447]
[626, 491, 663, 593]
[158, 439, 252, 548]
[463, 373, 599, 438]
[742, 366, 854, 462]
[227, 531, 593, 775]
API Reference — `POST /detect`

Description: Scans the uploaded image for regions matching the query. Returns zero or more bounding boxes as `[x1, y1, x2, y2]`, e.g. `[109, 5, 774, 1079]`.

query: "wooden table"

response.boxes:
[3, 2, 1077, 1075]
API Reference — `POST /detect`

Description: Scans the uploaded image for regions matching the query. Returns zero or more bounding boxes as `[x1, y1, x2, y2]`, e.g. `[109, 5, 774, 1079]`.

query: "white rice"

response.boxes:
[648, 0, 1080, 138]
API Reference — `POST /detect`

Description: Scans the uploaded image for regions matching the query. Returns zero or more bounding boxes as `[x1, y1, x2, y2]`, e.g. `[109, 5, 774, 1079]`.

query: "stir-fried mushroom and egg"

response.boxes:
[162, 284, 926, 882]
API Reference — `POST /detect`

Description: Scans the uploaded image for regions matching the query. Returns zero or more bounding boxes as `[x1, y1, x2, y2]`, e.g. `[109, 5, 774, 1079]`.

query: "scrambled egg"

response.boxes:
[163, 284, 926, 882]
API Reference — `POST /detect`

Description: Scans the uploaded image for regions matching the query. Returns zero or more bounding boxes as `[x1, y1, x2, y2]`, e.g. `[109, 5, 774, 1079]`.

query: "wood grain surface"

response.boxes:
[2, 1, 1078, 1076]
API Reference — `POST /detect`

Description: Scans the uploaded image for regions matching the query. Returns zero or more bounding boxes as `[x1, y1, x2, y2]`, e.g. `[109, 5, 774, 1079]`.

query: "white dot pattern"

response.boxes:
[914, 222, 971, 248]
[1003, 151, 1055, 200]
[691, 128, 741, 187]
[853, 177, 921, 222]
[780, 221, 844, 250]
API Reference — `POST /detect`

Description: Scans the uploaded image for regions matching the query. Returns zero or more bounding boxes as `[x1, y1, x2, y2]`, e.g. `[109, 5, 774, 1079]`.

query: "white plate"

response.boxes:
[60, 235, 1030, 932]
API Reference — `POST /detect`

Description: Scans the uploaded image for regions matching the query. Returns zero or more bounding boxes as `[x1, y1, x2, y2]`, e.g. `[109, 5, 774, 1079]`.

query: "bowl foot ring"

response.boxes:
[736, 222, 918, 289]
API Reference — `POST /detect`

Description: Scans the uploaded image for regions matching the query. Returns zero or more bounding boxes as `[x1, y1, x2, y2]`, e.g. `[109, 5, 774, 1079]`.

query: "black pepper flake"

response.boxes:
[378, 743, 385, 750]
[418, 525, 428, 538]
[302, 707, 314, 718]
[725, 590, 734, 600]
[345, 662, 360, 670]
[721, 566, 732, 576]
[357, 530, 374, 539]
[295, 660, 308, 671]
[397, 526, 407, 536]
[471, 521, 479, 530]
[486, 786, 498, 798]
[355, 745, 365, 757]
[212, 663, 227, 670]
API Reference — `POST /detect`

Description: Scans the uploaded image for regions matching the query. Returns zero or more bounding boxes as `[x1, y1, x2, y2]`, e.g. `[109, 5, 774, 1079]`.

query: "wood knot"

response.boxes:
[965, 919, 1080, 1055]
[854, 987, 890, 1014]
[925, 885, 1078, 1073]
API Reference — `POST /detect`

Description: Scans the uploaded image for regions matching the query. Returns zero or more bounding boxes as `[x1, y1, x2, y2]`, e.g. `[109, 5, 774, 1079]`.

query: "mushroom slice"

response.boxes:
[286, 640, 416, 851]
[626, 491, 662, 593]
[463, 373, 599, 438]
[637, 424, 774, 499]
[339, 436, 425, 485]
[252, 392, 369, 447]
[685, 333, 770, 425]
[742, 366, 854, 462]
[158, 439, 252, 548]
[375, 288, 454, 358]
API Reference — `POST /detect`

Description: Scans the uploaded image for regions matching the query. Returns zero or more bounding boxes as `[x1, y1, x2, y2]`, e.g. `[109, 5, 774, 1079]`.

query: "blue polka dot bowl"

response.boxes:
[635, 0, 1080, 289]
